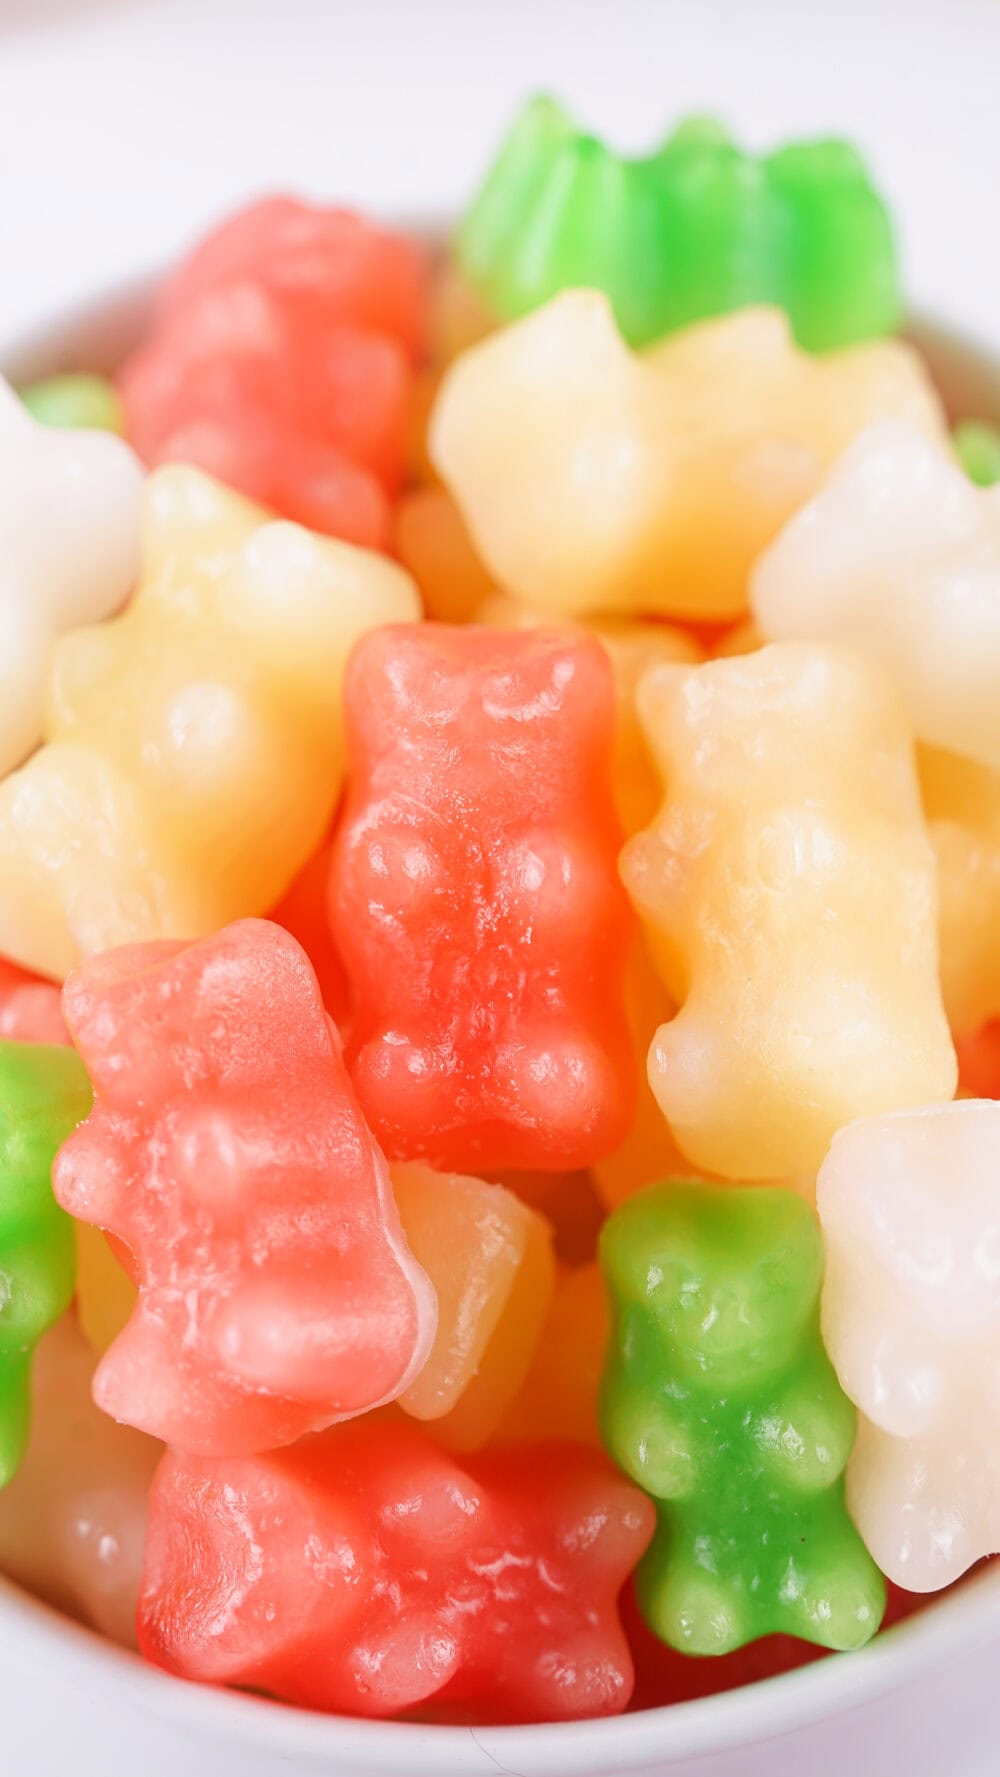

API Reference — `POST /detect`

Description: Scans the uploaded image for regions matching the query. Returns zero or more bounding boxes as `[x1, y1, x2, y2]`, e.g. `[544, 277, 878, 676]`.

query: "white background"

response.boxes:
[0, 0, 998, 349]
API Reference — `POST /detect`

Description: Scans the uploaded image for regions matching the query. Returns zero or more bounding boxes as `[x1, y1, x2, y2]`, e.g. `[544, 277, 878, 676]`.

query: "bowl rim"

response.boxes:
[2, 276, 999, 1769]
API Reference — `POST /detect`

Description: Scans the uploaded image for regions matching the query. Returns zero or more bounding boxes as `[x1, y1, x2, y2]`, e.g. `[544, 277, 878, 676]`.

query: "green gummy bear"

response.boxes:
[0, 1041, 90, 1488]
[599, 1181, 885, 1656]
[457, 95, 901, 351]
[20, 373, 124, 434]
[954, 420, 1000, 488]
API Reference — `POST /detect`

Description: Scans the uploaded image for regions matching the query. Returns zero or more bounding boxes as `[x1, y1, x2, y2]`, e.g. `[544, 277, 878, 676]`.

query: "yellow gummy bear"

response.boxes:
[392, 1163, 555, 1453]
[0, 466, 421, 979]
[919, 746, 1000, 1037]
[620, 642, 957, 1179]
[75, 1224, 136, 1353]
[431, 294, 946, 623]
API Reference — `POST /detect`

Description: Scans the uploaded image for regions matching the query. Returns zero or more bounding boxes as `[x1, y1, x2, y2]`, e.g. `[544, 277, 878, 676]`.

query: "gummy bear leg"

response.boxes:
[636, 1545, 750, 1656]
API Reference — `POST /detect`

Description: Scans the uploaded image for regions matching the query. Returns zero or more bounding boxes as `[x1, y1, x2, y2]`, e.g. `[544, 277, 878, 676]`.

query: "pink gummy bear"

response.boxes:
[139, 1419, 654, 1722]
[53, 919, 437, 1456]
[328, 624, 635, 1173]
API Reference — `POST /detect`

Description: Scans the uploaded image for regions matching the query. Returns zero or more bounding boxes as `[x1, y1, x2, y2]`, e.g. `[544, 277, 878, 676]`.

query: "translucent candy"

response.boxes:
[818, 1101, 1000, 1590]
[432, 296, 945, 622]
[0, 377, 142, 777]
[619, 643, 956, 1178]
[393, 1163, 555, 1450]
[139, 1420, 653, 1720]
[919, 746, 1000, 1035]
[499, 1262, 608, 1447]
[752, 421, 1000, 771]
[53, 921, 437, 1456]
[0, 466, 420, 980]
[0, 1314, 159, 1647]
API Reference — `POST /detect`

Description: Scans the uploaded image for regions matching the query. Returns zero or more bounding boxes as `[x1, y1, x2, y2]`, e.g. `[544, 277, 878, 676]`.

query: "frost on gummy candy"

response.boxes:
[138, 1419, 654, 1721]
[329, 623, 635, 1173]
[752, 420, 1000, 772]
[52, 919, 437, 1457]
[0, 464, 421, 982]
[0, 377, 143, 777]
[619, 643, 957, 1179]
[430, 293, 946, 623]
[818, 1100, 1000, 1591]
[0, 1313, 160, 1647]
[600, 1182, 886, 1654]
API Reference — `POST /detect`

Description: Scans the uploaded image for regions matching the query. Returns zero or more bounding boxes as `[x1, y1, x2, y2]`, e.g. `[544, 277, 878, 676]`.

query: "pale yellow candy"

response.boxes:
[0, 466, 420, 979]
[752, 421, 1000, 771]
[0, 1313, 159, 1646]
[76, 1223, 136, 1353]
[431, 294, 946, 622]
[477, 592, 701, 836]
[818, 1101, 1000, 1591]
[919, 745, 1000, 1036]
[619, 642, 956, 1179]
[392, 1163, 555, 1452]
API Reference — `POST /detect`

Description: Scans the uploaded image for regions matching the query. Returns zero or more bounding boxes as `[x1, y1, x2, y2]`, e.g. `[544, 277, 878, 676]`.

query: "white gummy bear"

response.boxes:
[818, 1100, 1000, 1591]
[752, 420, 1000, 772]
[0, 378, 143, 776]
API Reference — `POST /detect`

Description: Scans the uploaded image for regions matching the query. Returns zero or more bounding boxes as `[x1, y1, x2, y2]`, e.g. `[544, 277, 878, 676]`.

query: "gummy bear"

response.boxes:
[752, 420, 1000, 772]
[919, 746, 1000, 1036]
[138, 1418, 654, 1721]
[267, 834, 350, 1028]
[0, 376, 142, 778]
[954, 420, 1000, 488]
[0, 465, 420, 981]
[432, 295, 945, 623]
[956, 1024, 1000, 1098]
[619, 643, 956, 1179]
[600, 1181, 886, 1653]
[119, 198, 428, 549]
[499, 1261, 608, 1448]
[394, 486, 497, 624]
[818, 1101, 1000, 1591]
[0, 959, 66, 1047]
[0, 1312, 160, 1646]
[457, 97, 900, 351]
[20, 374, 124, 434]
[75, 1223, 136, 1354]
[329, 624, 634, 1172]
[53, 920, 437, 1456]
[0, 1040, 87, 1486]
[393, 1163, 555, 1450]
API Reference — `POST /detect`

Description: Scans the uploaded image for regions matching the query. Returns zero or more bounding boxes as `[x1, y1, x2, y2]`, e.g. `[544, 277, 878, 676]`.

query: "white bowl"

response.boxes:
[1, 287, 998, 1777]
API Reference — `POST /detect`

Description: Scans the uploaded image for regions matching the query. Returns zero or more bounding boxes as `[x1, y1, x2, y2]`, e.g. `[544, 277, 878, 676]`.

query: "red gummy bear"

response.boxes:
[268, 836, 349, 1031]
[955, 1023, 1000, 1098]
[328, 625, 635, 1173]
[118, 198, 429, 549]
[52, 919, 436, 1457]
[139, 1420, 654, 1722]
[0, 956, 66, 1045]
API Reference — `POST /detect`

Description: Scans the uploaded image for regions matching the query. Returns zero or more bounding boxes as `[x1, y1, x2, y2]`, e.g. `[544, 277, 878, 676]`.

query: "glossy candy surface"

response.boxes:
[0, 1313, 159, 1646]
[0, 376, 142, 777]
[432, 296, 945, 622]
[393, 1163, 555, 1449]
[919, 747, 1000, 1035]
[752, 421, 1000, 771]
[619, 644, 956, 1178]
[818, 1102, 1000, 1591]
[601, 1181, 886, 1653]
[330, 624, 634, 1172]
[458, 98, 900, 350]
[53, 920, 437, 1456]
[119, 198, 428, 549]
[0, 465, 420, 981]
[139, 1419, 654, 1720]
[0, 1040, 88, 1486]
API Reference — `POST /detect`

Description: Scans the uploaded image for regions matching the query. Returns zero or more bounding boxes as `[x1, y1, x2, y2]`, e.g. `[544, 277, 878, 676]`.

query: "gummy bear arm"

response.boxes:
[751, 1374, 856, 1493]
[600, 1378, 698, 1501]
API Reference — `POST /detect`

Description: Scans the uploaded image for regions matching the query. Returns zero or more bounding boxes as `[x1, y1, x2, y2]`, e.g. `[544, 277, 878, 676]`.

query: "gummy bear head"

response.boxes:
[601, 1181, 823, 1389]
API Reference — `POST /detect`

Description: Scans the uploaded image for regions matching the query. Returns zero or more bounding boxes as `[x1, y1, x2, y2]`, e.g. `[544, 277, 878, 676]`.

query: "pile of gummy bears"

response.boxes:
[0, 94, 996, 1725]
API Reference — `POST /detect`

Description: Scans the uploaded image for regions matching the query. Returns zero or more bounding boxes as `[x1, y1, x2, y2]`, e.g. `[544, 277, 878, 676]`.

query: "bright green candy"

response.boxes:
[19, 373, 123, 434]
[457, 96, 901, 351]
[954, 420, 1000, 487]
[599, 1181, 885, 1656]
[0, 1041, 89, 1488]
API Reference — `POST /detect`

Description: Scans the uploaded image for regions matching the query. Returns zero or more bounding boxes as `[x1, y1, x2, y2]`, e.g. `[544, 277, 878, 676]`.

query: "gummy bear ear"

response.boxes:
[140, 463, 268, 587]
